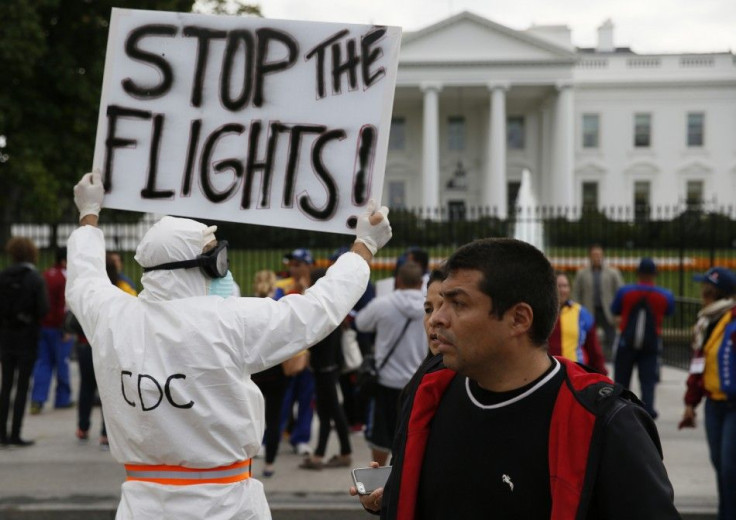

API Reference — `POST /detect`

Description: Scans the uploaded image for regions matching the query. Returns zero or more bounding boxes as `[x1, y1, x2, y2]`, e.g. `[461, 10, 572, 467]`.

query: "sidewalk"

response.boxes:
[0, 363, 718, 518]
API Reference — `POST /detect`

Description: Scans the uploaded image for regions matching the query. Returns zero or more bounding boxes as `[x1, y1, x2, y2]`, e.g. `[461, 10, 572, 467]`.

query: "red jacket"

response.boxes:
[41, 264, 66, 328]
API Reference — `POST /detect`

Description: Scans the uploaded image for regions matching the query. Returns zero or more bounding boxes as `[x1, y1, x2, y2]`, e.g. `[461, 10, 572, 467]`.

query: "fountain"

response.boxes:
[513, 169, 545, 252]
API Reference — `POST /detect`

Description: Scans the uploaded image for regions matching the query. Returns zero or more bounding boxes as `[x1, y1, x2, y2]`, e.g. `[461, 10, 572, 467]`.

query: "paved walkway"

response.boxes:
[0, 363, 719, 518]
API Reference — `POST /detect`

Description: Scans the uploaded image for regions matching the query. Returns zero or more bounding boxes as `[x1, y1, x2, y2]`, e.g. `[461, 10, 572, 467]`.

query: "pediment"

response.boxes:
[401, 11, 577, 64]
[677, 160, 713, 176]
[575, 162, 607, 176]
[624, 161, 660, 176]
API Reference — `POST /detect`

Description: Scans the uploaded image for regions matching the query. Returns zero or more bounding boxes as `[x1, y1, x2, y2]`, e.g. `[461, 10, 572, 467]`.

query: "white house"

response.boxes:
[384, 12, 736, 218]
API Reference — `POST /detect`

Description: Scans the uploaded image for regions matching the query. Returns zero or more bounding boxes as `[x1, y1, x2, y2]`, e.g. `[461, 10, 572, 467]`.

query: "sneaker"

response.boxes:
[55, 401, 75, 410]
[349, 423, 364, 433]
[76, 429, 89, 442]
[324, 454, 351, 468]
[29, 402, 42, 415]
[294, 442, 312, 456]
[99, 436, 110, 451]
[263, 464, 275, 478]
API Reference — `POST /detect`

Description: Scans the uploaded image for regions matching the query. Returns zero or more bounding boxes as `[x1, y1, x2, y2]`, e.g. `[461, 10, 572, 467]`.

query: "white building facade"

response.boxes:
[383, 12, 736, 218]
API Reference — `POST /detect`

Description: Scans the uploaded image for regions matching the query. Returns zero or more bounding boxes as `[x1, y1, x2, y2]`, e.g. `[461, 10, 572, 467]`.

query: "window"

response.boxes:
[446, 161, 467, 190]
[448, 116, 465, 151]
[388, 117, 406, 151]
[448, 200, 466, 221]
[507, 181, 521, 213]
[582, 114, 599, 148]
[634, 181, 651, 221]
[507, 116, 525, 149]
[388, 181, 406, 209]
[687, 112, 704, 147]
[686, 180, 704, 211]
[634, 113, 651, 148]
[582, 182, 598, 210]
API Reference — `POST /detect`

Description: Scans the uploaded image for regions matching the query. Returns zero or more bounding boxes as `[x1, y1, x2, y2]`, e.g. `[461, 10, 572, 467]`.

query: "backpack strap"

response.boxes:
[376, 317, 413, 372]
[552, 357, 648, 520]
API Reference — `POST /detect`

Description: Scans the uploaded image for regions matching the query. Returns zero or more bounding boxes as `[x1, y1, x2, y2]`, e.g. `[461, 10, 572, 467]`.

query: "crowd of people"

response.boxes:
[0, 173, 734, 518]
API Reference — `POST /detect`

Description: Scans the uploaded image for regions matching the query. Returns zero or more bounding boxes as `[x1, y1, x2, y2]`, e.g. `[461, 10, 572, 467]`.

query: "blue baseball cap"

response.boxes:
[283, 248, 314, 265]
[693, 267, 736, 294]
[637, 257, 657, 275]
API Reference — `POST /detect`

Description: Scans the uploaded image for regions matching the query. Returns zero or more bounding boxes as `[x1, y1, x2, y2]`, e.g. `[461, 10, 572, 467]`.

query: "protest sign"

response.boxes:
[92, 8, 401, 234]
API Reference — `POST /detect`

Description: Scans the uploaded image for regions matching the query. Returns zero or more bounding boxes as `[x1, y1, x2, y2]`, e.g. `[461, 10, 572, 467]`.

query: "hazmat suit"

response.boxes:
[66, 197, 388, 519]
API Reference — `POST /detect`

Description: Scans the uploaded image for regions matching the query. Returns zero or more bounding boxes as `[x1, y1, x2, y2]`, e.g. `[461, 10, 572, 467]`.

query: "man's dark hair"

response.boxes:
[427, 266, 447, 290]
[397, 262, 423, 288]
[407, 247, 429, 274]
[445, 238, 558, 345]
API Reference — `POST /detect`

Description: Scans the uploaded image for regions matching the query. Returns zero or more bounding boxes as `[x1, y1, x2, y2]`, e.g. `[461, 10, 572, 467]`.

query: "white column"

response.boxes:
[552, 82, 574, 209]
[485, 83, 508, 218]
[421, 82, 442, 213]
[538, 99, 552, 208]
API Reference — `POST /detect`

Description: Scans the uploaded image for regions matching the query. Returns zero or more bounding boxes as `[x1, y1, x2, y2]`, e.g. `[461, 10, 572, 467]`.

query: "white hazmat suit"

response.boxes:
[65, 216, 370, 519]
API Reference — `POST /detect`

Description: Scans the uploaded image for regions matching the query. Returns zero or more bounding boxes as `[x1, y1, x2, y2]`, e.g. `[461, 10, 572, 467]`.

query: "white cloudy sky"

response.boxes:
[251, 0, 736, 54]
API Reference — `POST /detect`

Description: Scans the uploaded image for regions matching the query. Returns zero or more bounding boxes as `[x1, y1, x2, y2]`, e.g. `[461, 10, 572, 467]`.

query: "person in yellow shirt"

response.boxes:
[680, 266, 736, 520]
[548, 272, 607, 374]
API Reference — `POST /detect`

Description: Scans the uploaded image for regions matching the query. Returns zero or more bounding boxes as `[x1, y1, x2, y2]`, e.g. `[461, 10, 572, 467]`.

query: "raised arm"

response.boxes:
[74, 171, 104, 227]
[238, 200, 392, 372]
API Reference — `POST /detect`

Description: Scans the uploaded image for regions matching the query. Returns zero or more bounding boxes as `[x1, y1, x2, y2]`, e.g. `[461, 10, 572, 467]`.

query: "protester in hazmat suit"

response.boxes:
[65, 171, 392, 520]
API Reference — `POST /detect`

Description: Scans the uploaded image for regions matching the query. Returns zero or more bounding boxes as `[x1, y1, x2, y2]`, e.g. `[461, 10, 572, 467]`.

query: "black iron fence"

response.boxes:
[661, 297, 701, 370]
[3, 204, 734, 368]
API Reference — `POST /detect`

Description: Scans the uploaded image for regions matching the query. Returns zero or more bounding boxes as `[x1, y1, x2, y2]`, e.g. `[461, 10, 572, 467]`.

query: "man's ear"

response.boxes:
[508, 303, 533, 337]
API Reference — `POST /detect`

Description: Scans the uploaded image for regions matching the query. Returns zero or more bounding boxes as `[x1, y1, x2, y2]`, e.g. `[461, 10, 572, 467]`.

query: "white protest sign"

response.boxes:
[92, 8, 401, 234]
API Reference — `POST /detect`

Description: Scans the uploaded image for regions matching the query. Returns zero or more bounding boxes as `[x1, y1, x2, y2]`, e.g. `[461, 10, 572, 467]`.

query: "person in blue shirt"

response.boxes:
[610, 257, 675, 418]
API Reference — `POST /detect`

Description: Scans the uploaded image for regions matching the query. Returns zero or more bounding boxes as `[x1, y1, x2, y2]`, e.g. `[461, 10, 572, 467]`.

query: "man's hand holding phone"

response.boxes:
[349, 462, 391, 513]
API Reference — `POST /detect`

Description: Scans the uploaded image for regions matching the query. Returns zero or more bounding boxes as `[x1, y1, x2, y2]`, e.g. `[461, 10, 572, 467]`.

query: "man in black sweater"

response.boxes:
[352, 238, 680, 519]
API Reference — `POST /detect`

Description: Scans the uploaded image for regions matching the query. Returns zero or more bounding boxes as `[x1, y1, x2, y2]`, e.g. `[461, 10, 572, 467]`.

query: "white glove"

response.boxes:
[74, 171, 104, 221]
[355, 200, 392, 255]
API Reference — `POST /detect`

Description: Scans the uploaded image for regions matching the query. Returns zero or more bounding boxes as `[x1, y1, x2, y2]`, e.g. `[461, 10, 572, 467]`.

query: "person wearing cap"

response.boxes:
[680, 266, 736, 520]
[610, 258, 675, 418]
[274, 248, 314, 299]
[65, 171, 392, 519]
[274, 247, 317, 457]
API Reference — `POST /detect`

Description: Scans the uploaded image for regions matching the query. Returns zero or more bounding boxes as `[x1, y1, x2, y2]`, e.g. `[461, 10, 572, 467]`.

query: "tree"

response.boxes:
[194, 0, 262, 16]
[0, 0, 200, 229]
[0, 0, 259, 235]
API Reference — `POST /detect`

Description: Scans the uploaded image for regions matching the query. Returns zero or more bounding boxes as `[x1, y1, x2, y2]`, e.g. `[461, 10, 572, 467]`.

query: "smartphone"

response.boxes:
[352, 466, 392, 495]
